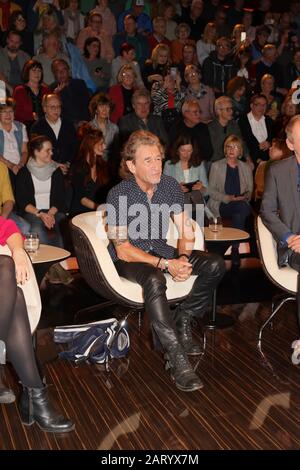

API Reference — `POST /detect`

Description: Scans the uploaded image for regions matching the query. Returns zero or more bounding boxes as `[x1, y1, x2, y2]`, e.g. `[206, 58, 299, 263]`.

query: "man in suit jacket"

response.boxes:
[260, 115, 300, 322]
[30, 94, 77, 171]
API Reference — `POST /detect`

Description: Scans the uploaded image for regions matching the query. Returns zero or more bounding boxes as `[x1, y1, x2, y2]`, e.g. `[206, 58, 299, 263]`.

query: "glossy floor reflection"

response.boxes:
[1, 258, 300, 450]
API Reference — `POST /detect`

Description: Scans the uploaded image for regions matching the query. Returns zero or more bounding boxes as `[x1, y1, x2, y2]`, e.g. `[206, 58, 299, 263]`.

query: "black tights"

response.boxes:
[0, 256, 42, 388]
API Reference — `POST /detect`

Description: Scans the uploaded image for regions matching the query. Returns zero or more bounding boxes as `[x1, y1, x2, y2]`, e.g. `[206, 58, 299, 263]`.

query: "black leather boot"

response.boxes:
[174, 307, 202, 356]
[0, 387, 15, 404]
[19, 385, 75, 433]
[164, 344, 204, 392]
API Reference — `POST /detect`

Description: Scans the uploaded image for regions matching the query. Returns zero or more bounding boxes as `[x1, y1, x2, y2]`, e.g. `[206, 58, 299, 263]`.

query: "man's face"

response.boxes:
[287, 120, 300, 158]
[183, 104, 201, 126]
[123, 49, 135, 62]
[7, 33, 21, 53]
[216, 40, 231, 59]
[183, 46, 194, 64]
[217, 100, 233, 121]
[124, 17, 136, 35]
[126, 144, 163, 188]
[133, 97, 150, 120]
[44, 96, 61, 122]
[191, 0, 203, 17]
[0, 107, 14, 126]
[90, 15, 102, 33]
[53, 62, 69, 84]
[251, 98, 267, 118]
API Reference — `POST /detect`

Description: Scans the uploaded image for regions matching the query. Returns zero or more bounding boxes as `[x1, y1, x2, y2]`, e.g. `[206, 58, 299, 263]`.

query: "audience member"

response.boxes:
[169, 99, 213, 163]
[70, 129, 115, 216]
[88, 92, 119, 162]
[50, 59, 90, 126]
[208, 134, 253, 267]
[183, 64, 215, 123]
[83, 37, 111, 92]
[76, 11, 114, 62]
[30, 93, 77, 169]
[208, 96, 249, 164]
[239, 93, 274, 166]
[0, 30, 29, 94]
[164, 133, 209, 206]
[113, 14, 149, 67]
[108, 64, 137, 123]
[119, 88, 168, 145]
[202, 37, 237, 95]
[13, 59, 49, 130]
[196, 22, 217, 66]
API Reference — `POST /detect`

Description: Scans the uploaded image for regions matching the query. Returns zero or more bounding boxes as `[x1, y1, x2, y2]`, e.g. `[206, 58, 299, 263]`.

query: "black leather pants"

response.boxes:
[114, 251, 225, 348]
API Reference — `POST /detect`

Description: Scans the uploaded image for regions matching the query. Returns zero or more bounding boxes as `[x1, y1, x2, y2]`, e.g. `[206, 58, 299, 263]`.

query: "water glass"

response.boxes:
[209, 217, 223, 233]
[24, 233, 40, 253]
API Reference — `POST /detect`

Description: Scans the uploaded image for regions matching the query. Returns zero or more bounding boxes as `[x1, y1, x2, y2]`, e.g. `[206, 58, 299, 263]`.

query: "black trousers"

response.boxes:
[114, 251, 226, 349]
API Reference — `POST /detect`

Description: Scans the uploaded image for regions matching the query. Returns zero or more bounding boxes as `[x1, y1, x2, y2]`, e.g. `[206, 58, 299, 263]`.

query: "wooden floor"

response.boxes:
[1, 259, 300, 450]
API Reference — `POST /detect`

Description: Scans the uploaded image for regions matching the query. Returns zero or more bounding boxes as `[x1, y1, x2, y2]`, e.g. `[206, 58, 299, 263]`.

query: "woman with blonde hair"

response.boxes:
[196, 22, 216, 66]
[260, 73, 281, 121]
[142, 43, 171, 89]
[171, 23, 195, 64]
[183, 64, 215, 123]
[108, 64, 137, 123]
[208, 134, 253, 266]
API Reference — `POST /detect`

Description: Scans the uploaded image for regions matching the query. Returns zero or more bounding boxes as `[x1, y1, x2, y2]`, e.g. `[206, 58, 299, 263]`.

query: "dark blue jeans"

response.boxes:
[219, 201, 251, 250]
[23, 212, 66, 248]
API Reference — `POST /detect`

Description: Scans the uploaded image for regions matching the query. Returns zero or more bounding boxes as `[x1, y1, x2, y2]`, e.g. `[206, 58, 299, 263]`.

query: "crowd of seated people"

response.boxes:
[1, 0, 300, 273]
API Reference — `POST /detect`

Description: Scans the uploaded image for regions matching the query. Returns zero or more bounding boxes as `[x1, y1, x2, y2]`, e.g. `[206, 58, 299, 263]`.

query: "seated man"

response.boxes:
[261, 115, 300, 324]
[106, 130, 225, 392]
[118, 88, 168, 146]
[30, 93, 77, 172]
[50, 59, 90, 127]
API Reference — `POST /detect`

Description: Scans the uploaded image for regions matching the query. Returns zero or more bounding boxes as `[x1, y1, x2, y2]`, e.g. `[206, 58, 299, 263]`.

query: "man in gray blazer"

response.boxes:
[260, 115, 300, 322]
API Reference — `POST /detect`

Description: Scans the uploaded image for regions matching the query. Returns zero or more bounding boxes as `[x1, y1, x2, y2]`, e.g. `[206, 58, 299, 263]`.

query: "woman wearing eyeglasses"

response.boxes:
[108, 64, 137, 123]
[183, 64, 215, 123]
[207, 134, 253, 267]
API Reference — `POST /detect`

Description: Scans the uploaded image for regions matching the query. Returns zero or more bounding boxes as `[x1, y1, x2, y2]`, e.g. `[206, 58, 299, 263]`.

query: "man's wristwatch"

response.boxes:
[164, 259, 169, 272]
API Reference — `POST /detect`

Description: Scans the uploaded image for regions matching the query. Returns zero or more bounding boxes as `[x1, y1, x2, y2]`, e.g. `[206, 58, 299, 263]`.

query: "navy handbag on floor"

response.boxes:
[53, 318, 130, 364]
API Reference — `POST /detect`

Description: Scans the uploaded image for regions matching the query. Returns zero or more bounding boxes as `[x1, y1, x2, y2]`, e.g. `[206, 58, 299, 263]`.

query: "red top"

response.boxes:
[108, 85, 124, 124]
[0, 216, 20, 246]
[12, 84, 50, 124]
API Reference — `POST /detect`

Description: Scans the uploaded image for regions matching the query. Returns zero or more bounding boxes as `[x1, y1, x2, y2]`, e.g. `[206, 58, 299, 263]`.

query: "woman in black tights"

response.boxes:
[0, 216, 74, 433]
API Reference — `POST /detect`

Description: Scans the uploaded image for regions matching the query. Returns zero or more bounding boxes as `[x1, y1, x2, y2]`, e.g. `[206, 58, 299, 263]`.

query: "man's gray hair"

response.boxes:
[132, 88, 151, 105]
[182, 98, 200, 115]
[214, 96, 232, 114]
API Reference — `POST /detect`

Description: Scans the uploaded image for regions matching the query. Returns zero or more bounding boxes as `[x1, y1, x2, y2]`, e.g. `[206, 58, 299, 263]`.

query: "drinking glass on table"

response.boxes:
[209, 217, 223, 232]
[24, 233, 40, 253]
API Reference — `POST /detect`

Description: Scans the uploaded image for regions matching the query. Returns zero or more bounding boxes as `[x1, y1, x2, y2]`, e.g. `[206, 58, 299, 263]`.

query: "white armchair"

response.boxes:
[0, 245, 41, 334]
[71, 210, 204, 318]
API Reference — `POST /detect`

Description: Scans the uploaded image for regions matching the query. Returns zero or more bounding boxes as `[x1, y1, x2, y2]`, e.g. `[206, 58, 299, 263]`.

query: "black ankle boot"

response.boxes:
[0, 387, 15, 404]
[165, 344, 203, 392]
[19, 385, 75, 433]
[174, 308, 202, 356]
